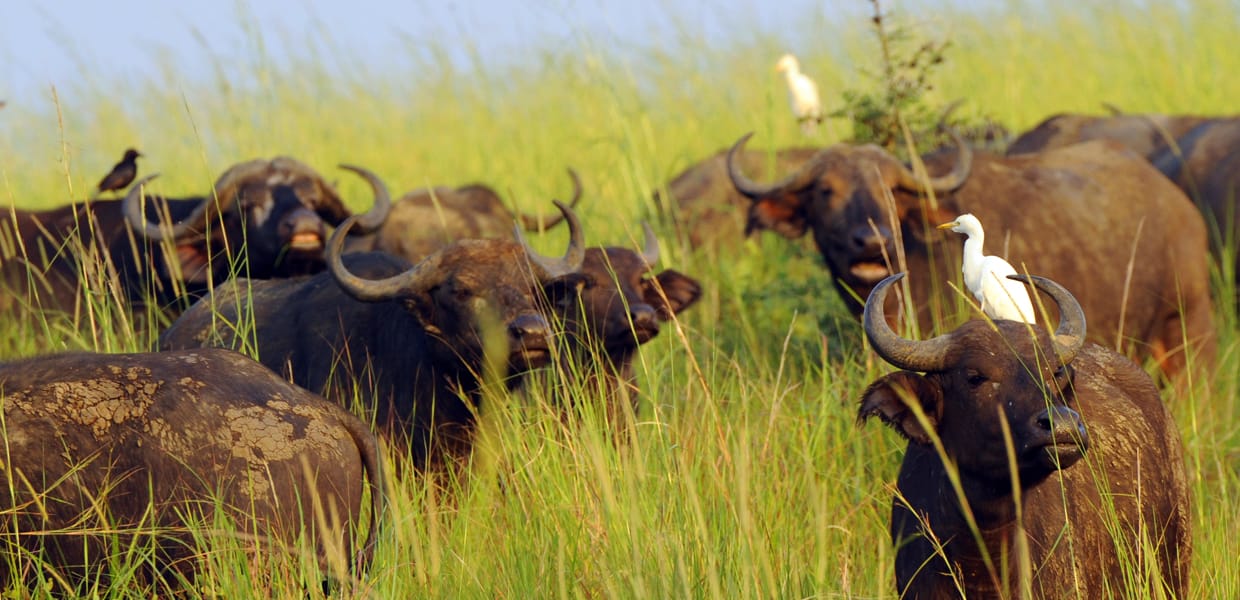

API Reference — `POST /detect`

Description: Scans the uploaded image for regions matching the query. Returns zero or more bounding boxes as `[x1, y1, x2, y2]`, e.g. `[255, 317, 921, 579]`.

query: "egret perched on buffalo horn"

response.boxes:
[775, 53, 823, 136]
[937, 213, 1036, 323]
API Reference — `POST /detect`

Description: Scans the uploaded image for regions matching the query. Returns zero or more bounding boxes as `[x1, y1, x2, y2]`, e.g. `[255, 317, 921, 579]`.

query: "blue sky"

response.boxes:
[0, 0, 878, 108]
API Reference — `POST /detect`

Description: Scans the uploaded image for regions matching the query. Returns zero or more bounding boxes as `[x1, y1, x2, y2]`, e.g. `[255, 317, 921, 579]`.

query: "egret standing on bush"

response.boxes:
[938, 213, 1037, 323]
[775, 53, 822, 136]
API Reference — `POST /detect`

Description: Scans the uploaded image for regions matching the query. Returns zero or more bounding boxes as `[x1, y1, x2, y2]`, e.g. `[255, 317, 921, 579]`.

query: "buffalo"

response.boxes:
[0, 348, 386, 591]
[120, 157, 391, 309]
[0, 158, 390, 317]
[728, 133, 1216, 382]
[1006, 110, 1213, 159]
[653, 147, 821, 250]
[346, 168, 581, 263]
[542, 223, 702, 424]
[160, 202, 586, 467]
[859, 272, 1190, 599]
[1151, 118, 1240, 296]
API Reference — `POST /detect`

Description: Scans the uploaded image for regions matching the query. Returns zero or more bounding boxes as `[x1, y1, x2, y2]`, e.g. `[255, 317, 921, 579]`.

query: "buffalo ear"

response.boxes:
[647, 270, 702, 319]
[172, 244, 212, 284]
[858, 371, 943, 446]
[745, 192, 808, 239]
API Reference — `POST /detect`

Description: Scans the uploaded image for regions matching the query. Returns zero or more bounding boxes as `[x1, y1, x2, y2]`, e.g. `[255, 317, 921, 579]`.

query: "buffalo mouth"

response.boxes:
[606, 323, 660, 348]
[509, 345, 552, 370]
[288, 231, 324, 251]
[1026, 438, 1086, 471]
[848, 259, 891, 284]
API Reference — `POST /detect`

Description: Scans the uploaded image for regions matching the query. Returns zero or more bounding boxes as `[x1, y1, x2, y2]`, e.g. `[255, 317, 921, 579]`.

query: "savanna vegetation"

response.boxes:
[0, 0, 1237, 597]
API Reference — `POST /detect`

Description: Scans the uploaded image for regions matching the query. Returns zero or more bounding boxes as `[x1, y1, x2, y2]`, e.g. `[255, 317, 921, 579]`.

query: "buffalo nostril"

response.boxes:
[851, 224, 890, 251]
[1035, 405, 1085, 437]
[630, 304, 659, 329]
[507, 314, 550, 341]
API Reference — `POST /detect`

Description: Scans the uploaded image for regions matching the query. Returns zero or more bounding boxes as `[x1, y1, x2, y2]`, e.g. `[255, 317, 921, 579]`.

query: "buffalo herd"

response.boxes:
[3, 107, 1237, 595]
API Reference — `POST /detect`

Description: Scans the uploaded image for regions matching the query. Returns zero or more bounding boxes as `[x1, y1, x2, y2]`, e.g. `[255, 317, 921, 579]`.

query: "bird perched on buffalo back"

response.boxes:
[94, 148, 142, 198]
[776, 53, 823, 136]
[938, 213, 1037, 323]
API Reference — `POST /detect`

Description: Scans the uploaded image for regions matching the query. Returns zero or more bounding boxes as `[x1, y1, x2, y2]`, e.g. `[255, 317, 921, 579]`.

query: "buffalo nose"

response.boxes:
[851, 223, 890, 251]
[631, 304, 660, 331]
[1033, 405, 1089, 448]
[508, 313, 551, 343]
[279, 207, 322, 236]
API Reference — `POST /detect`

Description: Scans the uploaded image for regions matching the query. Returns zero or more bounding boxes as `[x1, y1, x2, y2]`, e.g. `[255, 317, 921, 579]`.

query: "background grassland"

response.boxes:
[1, 0, 1239, 597]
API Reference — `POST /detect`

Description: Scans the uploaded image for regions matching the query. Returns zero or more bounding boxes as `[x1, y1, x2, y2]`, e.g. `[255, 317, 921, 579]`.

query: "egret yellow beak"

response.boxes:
[936, 220, 958, 230]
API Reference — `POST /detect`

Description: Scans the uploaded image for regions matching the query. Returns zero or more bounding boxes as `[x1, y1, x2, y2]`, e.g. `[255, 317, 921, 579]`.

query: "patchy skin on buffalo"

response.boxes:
[0, 348, 386, 588]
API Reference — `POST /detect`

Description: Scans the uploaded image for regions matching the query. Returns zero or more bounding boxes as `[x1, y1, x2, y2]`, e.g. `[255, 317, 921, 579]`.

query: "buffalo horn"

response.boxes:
[517, 168, 583, 231]
[894, 127, 974, 194]
[863, 272, 956, 372]
[338, 164, 391, 234]
[325, 215, 445, 302]
[123, 174, 235, 241]
[514, 200, 585, 279]
[727, 132, 831, 199]
[639, 222, 660, 267]
[1007, 274, 1086, 363]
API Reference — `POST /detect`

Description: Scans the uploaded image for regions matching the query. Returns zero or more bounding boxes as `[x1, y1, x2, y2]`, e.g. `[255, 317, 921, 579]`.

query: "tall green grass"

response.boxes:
[1, 0, 1239, 597]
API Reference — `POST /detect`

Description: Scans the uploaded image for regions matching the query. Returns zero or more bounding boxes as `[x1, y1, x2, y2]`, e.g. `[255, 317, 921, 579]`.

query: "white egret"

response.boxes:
[775, 53, 823, 136]
[937, 213, 1037, 323]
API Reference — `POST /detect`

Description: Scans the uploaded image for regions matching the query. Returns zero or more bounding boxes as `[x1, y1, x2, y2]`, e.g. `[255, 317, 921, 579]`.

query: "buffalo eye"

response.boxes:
[965, 369, 988, 387]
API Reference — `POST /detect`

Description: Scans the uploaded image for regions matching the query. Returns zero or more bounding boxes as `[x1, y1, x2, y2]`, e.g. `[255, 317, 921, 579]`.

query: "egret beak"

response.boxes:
[936, 220, 959, 230]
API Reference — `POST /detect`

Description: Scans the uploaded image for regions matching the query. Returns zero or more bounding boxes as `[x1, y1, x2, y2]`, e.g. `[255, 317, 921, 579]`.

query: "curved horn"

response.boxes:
[895, 128, 973, 194]
[1007, 274, 1086, 363]
[863, 273, 956, 372]
[123, 174, 234, 241]
[639, 221, 660, 267]
[727, 132, 831, 200]
[513, 200, 585, 279]
[325, 215, 443, 302]
[337, 164, 391, 235]
[937, 99, 964, 130]
[517, 168, 582, 231]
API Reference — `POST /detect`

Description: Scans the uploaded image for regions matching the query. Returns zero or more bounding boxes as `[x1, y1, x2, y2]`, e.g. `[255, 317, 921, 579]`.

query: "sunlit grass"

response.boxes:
[0, 0, 1238, 597]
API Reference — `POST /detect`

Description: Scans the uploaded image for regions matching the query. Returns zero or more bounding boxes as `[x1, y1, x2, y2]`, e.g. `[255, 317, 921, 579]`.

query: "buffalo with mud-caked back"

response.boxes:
[347, 168, 581, 263]
[859, 272, 1190, 599]
[540, 222, 701, 425]
[161, 201, 587, 467]
[728, 132, 1216, 381]
[0, 348, 385, 592]
[0, 157, 390, 316]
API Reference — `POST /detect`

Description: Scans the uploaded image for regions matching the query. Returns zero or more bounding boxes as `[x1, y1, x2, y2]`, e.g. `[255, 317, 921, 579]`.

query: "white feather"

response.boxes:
[776, 53, 822, 135]
[938, 213, 1037, 323]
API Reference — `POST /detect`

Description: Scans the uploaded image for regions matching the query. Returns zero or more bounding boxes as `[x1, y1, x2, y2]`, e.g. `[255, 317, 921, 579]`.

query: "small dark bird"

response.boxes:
[95, 148, 141, 197]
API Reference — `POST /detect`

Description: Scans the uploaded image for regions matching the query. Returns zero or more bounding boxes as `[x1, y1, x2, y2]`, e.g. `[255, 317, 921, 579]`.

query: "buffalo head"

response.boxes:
[859, 272, 1089, 482]
[727, 131, 972, 301]
[563, 223, 701, 354]
[124, 158, 390, 286]
[327, 200, 586, 373]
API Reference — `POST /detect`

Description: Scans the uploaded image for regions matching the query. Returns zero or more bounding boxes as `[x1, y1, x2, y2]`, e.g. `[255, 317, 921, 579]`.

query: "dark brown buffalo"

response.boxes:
[347, 169, 581, 263]
[119, 157, 391, 309]
[1006, 111, 1213, 159]
[860, 273, 1189, 599]
[728, 133, 1216, 381]
[543, 223, 701, 422]
[0, 158, 390, 316]
[1151, 118, 1240, 296]
[653, 147, 820, 249]
[0, 348, 386, 591]
[159, 202, 586, 467]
